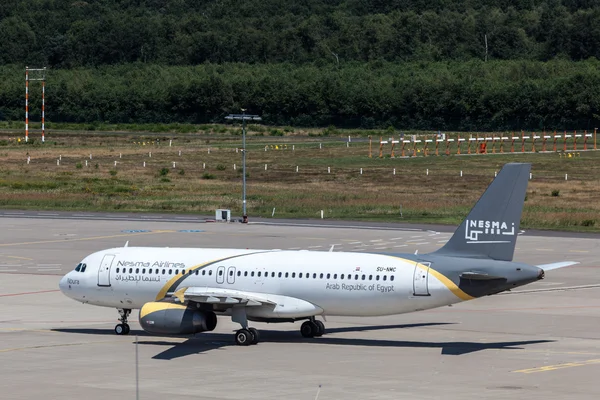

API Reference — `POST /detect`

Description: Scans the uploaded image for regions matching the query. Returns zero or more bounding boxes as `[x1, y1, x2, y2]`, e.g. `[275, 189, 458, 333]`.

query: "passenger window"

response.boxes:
[142, 268, 146, 274]
[383, 275, 387, 281]
[209, 270, 213, 276]
[313, 273, 317, 279]
[319, 273, 323, 279]
[299, 273, 303, 278]
[278, 272, 282, 278]
[251, 271, 255, 277]
[340, 274, 344, 279]
[271, 272, 275, 277]
[237, 271, 241, 276]
[285, 272, 289, 278]
[369, 275, 372, 280]
[129, 268, 133, 273]
[202, 270, 206, 275]
[218, 270, 223, 276]
[327, 273, 331, 279]
[162, 269, 165, 274]
[116, 268, 120, 273]
[175, 269, 179, 275]
[376, 275, 380, 281]
[258, 272, 261, 277]
[333, 274, 337, 279]
[361, 274, 366, 280]
[391, 275, 395, 281]
[182, 270, 186, 275]
[169, 269, 172, 275]
[136, 268, 139, 274]
[244, 271, 248, 277]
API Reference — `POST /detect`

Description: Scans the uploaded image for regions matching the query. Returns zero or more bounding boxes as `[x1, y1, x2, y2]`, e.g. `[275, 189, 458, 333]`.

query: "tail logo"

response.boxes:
[465, 220, 515, 243]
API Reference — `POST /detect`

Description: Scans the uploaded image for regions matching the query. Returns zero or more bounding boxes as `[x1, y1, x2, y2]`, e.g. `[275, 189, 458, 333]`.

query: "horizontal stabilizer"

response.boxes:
[537, 261, 579, 271]
[460, 272, 506, 280]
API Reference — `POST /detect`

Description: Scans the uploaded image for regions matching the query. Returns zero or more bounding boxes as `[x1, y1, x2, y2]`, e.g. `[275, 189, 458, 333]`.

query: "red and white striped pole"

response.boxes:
[41, 76, 45, 143]
[25, 67, 29, 143]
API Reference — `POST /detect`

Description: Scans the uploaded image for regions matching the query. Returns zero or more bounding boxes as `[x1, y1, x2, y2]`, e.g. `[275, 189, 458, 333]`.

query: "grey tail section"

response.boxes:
[434, 163, 531, 261]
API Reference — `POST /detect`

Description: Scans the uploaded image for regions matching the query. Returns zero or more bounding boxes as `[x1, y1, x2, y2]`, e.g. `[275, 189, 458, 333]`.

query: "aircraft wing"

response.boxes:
[169, 286, 323, 318]
[172, 287, 277, 307]
[537, 261, 579, 271]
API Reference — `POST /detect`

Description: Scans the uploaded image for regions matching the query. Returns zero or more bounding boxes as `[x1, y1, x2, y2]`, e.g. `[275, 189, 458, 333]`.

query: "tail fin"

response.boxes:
[434, 163, 531, 261]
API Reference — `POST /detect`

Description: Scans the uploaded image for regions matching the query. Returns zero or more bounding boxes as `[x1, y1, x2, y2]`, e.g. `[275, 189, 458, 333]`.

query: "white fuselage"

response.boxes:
[60, 247, 467, 318]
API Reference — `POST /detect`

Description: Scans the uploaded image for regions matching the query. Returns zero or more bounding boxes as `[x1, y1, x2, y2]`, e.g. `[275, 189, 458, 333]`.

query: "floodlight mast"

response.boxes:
[225, 112, 262, 223]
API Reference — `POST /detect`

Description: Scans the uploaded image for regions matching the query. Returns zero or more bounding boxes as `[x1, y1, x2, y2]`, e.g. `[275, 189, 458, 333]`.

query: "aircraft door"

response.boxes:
[227, 267, 236, 284]
[413, 262, 431, 296]
[216, 266, 225, 284]
[98, 254, 115, 287]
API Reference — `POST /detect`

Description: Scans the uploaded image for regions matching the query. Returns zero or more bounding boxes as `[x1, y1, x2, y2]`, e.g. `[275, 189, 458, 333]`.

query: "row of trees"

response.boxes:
[2, 60, 599, 131]
[1, 1, 600, 66]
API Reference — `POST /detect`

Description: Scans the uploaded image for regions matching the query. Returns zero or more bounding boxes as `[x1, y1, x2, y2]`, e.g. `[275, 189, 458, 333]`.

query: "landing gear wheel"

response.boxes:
[115, 323, 130, 335]
[314, 320, 325, 337]
[115, 309, 132, 335]
[249, 328, 260, 344]
[300, 321, 316, 338]
[235, 329, 253, 346]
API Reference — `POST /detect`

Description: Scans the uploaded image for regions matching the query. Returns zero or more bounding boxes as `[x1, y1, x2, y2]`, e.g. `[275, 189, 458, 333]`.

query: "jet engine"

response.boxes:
[139, 302, 217, 335]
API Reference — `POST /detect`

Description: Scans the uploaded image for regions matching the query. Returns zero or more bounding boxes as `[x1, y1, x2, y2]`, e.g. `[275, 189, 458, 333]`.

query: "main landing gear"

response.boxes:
[300, 317, 325, 338]
[232, 306, 260, 346]
[234, 327, 260, 346]
[115, 308, 131, 335]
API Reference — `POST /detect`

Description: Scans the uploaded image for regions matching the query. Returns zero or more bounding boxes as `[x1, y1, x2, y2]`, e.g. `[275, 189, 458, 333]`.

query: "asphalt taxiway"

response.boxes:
[1, 216, 599, 399]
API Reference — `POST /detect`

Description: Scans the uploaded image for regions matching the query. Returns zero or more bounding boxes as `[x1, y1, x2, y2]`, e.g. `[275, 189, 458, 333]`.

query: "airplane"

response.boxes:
[59, 163, 577, 346]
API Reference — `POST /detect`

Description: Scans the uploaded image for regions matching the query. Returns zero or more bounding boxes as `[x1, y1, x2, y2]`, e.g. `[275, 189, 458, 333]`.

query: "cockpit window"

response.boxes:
[74, 263, 87, 273]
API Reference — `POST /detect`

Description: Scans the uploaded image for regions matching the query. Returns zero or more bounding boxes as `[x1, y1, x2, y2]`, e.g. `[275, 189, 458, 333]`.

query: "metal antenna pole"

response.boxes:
[242, 111, 247, 220]
[135, 335, 139, 400]
[225, 112, 261, 223]
[25, 67, 47, 144]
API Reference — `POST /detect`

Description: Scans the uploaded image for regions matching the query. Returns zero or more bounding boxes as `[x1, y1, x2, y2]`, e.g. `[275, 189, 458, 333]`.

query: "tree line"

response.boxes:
[2, 60, 599, 131]
[1, 1, 600, 66]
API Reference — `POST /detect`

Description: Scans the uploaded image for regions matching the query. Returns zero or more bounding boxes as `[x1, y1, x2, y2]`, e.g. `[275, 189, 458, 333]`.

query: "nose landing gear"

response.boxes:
[115, 308, 131, 335]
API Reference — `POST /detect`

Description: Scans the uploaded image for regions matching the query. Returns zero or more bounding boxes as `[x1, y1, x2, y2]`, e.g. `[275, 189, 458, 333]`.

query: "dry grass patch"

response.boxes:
[1, 131, 599, 230]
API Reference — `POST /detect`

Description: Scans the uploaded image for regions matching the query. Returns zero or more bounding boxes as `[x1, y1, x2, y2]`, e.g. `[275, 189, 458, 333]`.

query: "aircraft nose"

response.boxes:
[59, 274, 70, 295]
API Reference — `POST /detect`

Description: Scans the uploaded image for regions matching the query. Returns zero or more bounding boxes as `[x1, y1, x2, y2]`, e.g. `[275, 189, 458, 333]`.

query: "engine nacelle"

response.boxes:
[139, 302, 217, 335]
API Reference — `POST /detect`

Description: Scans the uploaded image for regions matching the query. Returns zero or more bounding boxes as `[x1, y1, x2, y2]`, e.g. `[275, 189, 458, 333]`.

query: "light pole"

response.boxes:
[225, 111, 262, 223]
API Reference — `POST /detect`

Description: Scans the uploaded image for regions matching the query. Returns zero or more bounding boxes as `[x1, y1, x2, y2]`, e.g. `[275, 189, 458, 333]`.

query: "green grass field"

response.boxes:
[0, 126, 598, 231]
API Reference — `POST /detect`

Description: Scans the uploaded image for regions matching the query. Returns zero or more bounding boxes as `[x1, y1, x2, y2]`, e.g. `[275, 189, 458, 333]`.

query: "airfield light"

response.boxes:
[225, 112, 262, 223]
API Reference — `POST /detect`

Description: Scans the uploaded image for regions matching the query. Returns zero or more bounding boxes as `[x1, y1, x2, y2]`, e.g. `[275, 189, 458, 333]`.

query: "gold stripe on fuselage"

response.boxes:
[425, 266, 474, 301]
[154, 251, 273, 301]
[389, 255, 474, 301]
